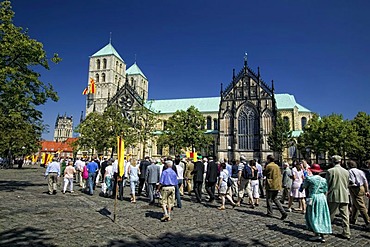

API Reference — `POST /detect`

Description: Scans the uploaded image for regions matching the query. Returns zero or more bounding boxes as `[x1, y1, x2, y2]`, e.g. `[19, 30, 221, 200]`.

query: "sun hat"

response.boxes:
[309, 164, 323, 173]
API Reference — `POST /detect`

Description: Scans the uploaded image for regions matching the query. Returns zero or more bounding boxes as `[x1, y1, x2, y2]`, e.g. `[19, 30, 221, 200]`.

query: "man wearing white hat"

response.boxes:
[326, 155, 351, 239]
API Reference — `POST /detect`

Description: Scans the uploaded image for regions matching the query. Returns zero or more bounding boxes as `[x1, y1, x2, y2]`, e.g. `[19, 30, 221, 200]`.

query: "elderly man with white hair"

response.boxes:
[280, 161, 292, 204]
[157, 160, 178, 222]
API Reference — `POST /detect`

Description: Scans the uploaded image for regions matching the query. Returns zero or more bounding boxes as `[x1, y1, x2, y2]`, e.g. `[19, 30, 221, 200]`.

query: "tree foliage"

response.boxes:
[298, 113, 359, 163]
[0, 1, 60, 157]
[134, 101, 160, 157]
[158, 106, 213, 153]
[267, 113, 293, 160]
[348, 112, 370, 162]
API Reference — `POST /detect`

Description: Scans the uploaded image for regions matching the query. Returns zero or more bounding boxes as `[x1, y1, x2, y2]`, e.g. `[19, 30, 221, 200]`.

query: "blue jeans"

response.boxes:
[88, 172, 96, 195]
[174, 184, 182, 208]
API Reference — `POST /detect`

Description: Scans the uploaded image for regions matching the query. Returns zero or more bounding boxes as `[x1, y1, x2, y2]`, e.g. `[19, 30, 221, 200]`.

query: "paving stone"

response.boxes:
[0, 165, 369, 246]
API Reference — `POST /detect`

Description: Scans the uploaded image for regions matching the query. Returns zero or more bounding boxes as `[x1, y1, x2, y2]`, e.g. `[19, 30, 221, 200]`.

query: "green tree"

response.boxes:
[103, 106, 138, 155]
[0, 1, 60, 159]
[348, 112, 369, 163]
[134, 101, 160, 158]
[158, 106, 213, 154]
[267, 113, 293, 162]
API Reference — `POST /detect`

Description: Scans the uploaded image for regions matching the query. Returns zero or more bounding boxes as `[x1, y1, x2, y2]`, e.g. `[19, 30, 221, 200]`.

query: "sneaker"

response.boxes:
[70, 191, 74, 193]
[62, 191, 65, 194]
[286, 208, 292, 212]
[218, 206, 225, 210]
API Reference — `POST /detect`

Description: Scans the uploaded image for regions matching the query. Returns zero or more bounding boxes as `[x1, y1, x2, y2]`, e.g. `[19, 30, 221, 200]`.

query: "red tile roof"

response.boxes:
[41, 138, 78, 152]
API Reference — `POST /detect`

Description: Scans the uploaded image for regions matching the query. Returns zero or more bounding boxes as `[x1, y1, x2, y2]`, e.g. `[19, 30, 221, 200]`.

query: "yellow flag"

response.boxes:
[32, 155, 37, 163]
[41, 153, 46, 164]
[47, 154, 53, 164]
[117, 136, 125, 177]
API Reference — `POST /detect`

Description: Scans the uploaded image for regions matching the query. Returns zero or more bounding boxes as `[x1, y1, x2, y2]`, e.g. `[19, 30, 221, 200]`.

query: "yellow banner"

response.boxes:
[117, 136, 125, 177]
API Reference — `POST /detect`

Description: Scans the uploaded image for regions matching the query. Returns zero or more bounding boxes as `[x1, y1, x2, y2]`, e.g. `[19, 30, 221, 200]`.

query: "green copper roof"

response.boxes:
[292, 130, 303, 137]
[149, 97, 220, 114]
[148, 94, 311, 114]
[127, 62, 147, 79]
[275, 94, 311, 112]
[91, 43, 124, 61]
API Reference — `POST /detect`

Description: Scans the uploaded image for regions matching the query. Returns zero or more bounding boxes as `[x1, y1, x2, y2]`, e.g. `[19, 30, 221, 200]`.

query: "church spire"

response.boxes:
[109, 32, 112, 44]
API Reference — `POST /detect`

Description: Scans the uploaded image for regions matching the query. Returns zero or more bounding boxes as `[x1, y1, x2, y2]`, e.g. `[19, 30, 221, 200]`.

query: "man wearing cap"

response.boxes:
[326, 155, 351, 239]
[146, 159, 161, 205]
[157, 160, 178, 222]
[44, 157, 61, 195]
[347, 160, 370, 229]
[192, 155, 205, 203]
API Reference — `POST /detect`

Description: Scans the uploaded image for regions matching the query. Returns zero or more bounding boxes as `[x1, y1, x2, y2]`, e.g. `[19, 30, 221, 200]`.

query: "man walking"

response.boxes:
[157, 160, 178, 222]
[146, 160, 161, 205]
[205, 156, 218, 203]
[45, 157, 61, 195]
[184, 158, 194, 195]
[138, 156, 150, 196]
[347, 160, 370, 229]
[192, 155, 205, 203]
[326, 155, 351, 239]
[280, 162, 292, 204]
[86, 158, 99, 196]
[263, 155, 287, 220]
[236, 156, 255, 208]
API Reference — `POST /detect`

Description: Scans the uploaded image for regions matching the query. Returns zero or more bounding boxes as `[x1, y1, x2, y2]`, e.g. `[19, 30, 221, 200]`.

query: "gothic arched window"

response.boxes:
[116, 61, 119, 71]
[95, 73, 99, 82]
[102, 73, 106, 82]
[301, 117, 307, 129]
[96, 59, 100, 70]
[213, 119, 218, 130]
[238, 106, 258, 150]
[103, 58, 107, 69]
[206, 116, 212, 130]
[283, 116, 289, 123]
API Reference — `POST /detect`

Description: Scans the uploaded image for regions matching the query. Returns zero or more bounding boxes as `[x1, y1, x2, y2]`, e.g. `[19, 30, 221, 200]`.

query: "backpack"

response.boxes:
[242, 163, 253, 179]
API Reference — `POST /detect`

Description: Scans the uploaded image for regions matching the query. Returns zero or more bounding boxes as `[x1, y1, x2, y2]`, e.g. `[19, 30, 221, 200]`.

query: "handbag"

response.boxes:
[227, 177, 233, 187]
[306, 178, 321, 206]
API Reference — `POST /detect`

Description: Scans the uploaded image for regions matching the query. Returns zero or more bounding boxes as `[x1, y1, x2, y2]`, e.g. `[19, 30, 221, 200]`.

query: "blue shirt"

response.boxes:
[160, 168, 178, 186]
[45, 161, 61, 176]
[86, 161, 98, 174]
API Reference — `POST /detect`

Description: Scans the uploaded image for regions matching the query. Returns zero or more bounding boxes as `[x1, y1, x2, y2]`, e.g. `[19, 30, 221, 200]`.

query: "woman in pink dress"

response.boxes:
[287, 162, 306, 213]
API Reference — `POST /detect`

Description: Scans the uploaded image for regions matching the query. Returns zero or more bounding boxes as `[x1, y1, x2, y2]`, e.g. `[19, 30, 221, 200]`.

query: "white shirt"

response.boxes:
[112, 160, 118, 173]
[175, 164, 184, 180]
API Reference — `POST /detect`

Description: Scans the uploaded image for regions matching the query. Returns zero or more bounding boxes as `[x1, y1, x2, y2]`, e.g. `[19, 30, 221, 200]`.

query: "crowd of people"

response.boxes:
[43, 154, 370, 243]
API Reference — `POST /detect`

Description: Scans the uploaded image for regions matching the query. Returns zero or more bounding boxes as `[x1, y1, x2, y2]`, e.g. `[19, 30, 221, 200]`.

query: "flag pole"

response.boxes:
[113, 136, 120, 222]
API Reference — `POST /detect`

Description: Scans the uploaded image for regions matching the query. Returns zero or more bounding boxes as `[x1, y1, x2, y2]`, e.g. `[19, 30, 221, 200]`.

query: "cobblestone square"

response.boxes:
[0, 165, 369, 246]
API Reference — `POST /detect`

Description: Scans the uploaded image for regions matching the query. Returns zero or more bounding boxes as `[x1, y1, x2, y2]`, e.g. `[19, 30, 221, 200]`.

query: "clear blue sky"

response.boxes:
[10, 0, 370, 140]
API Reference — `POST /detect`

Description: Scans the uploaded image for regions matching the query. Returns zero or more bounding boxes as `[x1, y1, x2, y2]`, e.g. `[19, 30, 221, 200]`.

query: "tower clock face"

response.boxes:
[118, 94, 134, 110]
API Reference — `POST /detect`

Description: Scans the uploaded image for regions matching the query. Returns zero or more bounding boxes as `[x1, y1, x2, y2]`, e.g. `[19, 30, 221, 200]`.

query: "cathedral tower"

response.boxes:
[126, 62, 149, 100]
[86, 42, 126, 115]
[54, 114, 73, 142]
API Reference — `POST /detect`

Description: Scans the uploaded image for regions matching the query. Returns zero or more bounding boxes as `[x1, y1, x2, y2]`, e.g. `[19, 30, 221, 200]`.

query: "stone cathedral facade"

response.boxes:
[53, 114, 73, 142]
[84, 42, 313, 161]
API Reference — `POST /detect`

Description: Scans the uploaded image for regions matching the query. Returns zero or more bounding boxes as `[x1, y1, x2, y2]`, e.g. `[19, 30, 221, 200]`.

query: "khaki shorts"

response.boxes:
[160, 186, 175, 208]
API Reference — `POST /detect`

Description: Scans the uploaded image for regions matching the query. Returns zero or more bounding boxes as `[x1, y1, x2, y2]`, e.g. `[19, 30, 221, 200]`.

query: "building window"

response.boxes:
[96, 59, 100, 70]
[120, 64, 123, 74]
[163, 120, 167, 130]
[206, 116, 212, 130]
[115, 75, 117, 83]
[103, 58, 107, 69]
[301, 117, 307, 129]
[116, 61, 119, 72]
[95, 73, 99, 82]
[238, 106, 258, 150]
[102, 73, 106, 82]
[213, 119, 218, 130]
[283, 116, 289, 123]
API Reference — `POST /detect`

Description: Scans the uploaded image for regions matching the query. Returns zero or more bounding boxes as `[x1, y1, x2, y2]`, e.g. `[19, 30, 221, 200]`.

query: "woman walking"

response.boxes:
[287, 162, 306, 213]
[301, 164, 332, 243]
[63, 161, 76, 194]
[128, 158, 139, 203]
[217, 162, 236, 210]
[250, 160, 260, 206]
